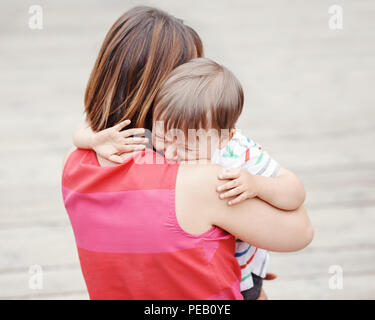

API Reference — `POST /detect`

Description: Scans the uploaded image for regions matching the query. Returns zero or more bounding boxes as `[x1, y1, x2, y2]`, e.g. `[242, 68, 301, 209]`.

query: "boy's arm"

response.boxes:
[253, 166, 306, 211]
[218, 166, 305, 210]
[73, 121, 97, 149]
[216, 138, 305, 210]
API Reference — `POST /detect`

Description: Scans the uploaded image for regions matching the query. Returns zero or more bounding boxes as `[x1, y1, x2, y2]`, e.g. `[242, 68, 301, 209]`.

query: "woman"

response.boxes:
[62, 6, 313, 300]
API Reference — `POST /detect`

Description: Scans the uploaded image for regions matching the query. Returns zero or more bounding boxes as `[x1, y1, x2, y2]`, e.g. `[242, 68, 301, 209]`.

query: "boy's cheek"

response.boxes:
[186, 150, 202, 162]
[176, 149, 188, 161]
[175, 149, 194, 162]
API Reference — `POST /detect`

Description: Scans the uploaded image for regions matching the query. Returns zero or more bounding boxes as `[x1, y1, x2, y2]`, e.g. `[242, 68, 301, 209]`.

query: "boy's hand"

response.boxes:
[217, 168, 259, 206]
[92, 120, 148, 164]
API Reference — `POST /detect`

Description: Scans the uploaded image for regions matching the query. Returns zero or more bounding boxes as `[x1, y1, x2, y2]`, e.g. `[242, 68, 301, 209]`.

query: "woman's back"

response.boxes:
[62, 148, 243, 299]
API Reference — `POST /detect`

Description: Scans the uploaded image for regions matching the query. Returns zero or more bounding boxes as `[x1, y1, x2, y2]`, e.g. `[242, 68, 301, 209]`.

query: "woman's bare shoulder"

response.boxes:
[177, 162, 222, 195]
[174, 162, 224, 234]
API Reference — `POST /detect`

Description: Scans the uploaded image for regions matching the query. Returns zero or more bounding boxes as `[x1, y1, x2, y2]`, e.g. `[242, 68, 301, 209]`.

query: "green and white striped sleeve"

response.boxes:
[242, 140, 280, 178]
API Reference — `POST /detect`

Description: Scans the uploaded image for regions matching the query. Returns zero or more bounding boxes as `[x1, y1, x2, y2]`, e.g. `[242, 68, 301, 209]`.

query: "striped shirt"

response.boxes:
[62, 148, 243, 299]
[211, 131, 280, 291]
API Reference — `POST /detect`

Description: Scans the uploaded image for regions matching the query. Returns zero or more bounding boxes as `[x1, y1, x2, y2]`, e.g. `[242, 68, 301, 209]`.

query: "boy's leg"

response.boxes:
[241, 274, 263, 300]
[241, 272, 277, 300]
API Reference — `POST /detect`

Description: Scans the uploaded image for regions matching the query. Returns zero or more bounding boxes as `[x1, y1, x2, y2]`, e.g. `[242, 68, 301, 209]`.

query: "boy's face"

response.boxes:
[152, 121, 230, 162]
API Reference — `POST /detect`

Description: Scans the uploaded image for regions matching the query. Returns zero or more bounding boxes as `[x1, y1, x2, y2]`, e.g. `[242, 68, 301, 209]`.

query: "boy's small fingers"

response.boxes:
[228, 193, 247, 206]
[219, 169, 241, 180]
[218, 173, 235, 180]
[217, 174, 228, 180]
[231, 170, 241, 178]
[121, 128, 146, 138]
[217, 179, 238, 192]
[124, 137, 149, 145]
[115, 119, 131, 131]
[219, 187, 242, 199]
[123, 144, 146, 152]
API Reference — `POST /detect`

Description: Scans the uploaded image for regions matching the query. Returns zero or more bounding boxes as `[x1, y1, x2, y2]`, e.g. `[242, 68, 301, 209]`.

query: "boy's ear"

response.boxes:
[218, 128, 236, 149]
[229, 128, 236, 140]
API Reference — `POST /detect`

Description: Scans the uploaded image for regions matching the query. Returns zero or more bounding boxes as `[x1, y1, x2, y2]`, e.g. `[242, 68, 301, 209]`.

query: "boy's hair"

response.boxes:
[153, 58, 244, 135]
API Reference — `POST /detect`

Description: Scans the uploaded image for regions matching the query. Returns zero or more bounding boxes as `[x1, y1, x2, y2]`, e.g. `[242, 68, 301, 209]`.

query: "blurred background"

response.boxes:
[1, 0, 374, 299]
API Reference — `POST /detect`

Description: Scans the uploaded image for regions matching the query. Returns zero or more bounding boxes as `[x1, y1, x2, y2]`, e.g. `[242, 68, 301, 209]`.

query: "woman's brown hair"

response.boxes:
[84, 6, 203, 132]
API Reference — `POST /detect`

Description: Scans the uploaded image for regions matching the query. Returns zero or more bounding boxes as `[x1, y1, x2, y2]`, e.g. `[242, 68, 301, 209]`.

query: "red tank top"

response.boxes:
[62, 148, 243, 299]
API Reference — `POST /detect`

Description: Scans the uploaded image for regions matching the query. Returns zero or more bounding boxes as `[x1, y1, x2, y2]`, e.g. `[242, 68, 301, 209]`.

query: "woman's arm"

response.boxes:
[176, 163, 314, 252]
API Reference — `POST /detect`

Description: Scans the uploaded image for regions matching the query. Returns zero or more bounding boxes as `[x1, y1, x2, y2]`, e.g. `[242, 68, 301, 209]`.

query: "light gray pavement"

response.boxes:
[0, 0, 374, 299]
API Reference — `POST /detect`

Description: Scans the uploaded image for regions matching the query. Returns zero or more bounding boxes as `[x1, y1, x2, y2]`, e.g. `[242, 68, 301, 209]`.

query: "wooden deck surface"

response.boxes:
[0, 0, 374, 299]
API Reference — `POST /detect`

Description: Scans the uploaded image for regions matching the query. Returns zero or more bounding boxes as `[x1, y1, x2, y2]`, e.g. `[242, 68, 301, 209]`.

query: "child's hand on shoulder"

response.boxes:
[216, 168, 259, 206]
[92, 120, 148, 164]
